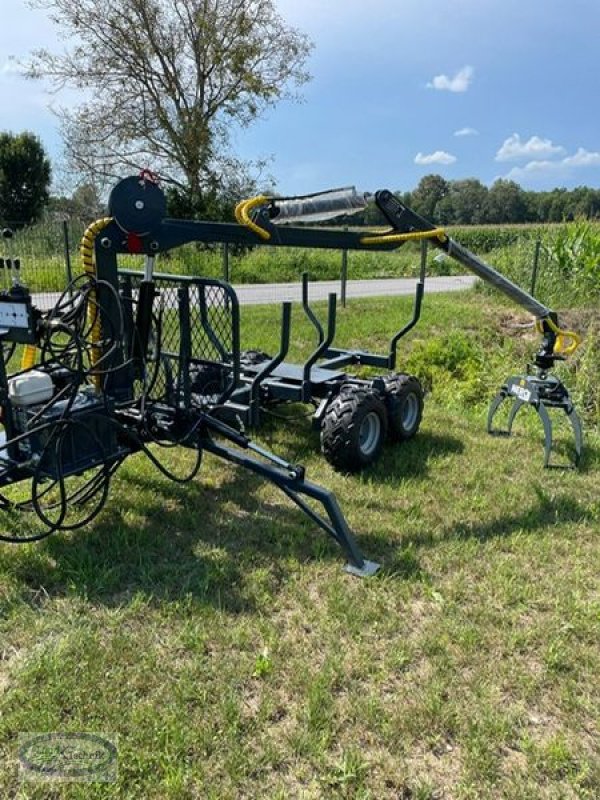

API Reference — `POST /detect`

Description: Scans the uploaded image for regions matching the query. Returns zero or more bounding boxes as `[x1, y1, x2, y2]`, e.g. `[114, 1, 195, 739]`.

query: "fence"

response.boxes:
[0, 217, 359, 309]
[0, 217, 86, 308]
[0, 216, 547, 311]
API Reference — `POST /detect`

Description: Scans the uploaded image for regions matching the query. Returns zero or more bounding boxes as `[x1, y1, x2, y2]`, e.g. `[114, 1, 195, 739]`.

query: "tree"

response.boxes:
[26, 0, 312, 211]
[437, 178, 489, 225]
[485, 179, 527, 224]
[48, 183, 104, 220]
[410, 174, 449, 222]
[0, 132, 51, 223]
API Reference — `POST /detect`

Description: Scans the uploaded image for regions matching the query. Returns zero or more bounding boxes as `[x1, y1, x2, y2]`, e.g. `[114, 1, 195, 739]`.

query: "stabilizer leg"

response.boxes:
[280, 483, 380, 576]
[200, 429, 379, 575]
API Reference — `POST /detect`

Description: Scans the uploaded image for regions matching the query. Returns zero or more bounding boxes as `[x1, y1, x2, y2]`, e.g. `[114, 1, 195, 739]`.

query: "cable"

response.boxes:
[30, 418, 111, 531]
[0, 275, 126, 540]
[0, 267, 212, 541]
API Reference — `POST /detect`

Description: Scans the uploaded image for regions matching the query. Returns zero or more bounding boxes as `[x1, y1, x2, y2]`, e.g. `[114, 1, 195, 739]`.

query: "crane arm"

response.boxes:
[372, 190, 581, 369]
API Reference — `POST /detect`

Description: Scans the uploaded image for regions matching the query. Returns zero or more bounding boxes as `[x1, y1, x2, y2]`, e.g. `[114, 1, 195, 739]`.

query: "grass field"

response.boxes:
[0, 290, 599, 798]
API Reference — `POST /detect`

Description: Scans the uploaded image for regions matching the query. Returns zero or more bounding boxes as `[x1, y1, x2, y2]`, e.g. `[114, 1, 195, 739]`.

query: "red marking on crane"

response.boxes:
[126, 232, 144, 253]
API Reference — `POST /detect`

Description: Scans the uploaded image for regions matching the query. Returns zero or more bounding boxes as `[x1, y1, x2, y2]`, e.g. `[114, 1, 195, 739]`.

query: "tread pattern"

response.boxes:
[383, 373, 424, 441]
[240, 349, 272, 366]
[320, 386, 388, 472]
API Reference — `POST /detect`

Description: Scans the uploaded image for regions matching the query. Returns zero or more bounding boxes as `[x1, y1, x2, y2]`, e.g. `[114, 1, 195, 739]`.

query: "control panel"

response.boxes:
[0, 229, 39, 343]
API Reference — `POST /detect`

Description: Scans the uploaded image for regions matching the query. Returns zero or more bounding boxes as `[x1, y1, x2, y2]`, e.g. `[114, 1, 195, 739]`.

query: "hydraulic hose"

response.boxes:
[80, 217, 113, 387]
[234, 196, 272, 241]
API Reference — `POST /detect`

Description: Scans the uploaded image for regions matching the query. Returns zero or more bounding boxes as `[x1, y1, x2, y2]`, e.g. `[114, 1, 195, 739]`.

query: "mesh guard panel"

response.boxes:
[120, 270, 240, 409]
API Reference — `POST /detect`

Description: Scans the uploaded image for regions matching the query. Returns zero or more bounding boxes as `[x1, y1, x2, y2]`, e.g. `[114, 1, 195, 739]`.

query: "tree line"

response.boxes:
[360, 175, 600, 227]
[2, 132, 600, 228]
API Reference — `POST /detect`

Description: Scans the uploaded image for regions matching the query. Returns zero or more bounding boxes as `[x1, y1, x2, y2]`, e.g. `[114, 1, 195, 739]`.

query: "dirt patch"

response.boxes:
[496, 311, 537, 338]
[400, 742, 464, 799]
[560, 308, 600, 334]
[494, 308, 600, 339]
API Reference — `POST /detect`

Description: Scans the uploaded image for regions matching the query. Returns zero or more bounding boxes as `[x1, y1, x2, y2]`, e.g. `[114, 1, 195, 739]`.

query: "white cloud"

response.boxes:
[414, 151, 457, 166]
[427, 66, 474, 93]
[495, 133, 565, 162]
[502, 161, 558, 180]
[502, 147, 600, 183]
[562, 147, 600, 167]
[454, 127, 479, 137]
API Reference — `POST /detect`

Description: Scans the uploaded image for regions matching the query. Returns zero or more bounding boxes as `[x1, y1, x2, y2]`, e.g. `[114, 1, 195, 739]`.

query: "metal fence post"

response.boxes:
[530, 239, 541, 297]
[340, 239, 348, 308]
[222, 242, 230, 283]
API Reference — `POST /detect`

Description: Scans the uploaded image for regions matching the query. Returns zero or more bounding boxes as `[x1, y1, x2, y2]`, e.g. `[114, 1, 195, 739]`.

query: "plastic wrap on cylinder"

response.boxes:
[270, 188, 369, 224]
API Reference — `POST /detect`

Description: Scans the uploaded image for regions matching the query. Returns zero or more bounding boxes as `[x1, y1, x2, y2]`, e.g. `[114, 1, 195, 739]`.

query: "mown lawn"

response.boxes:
[0, 291, 599, 799]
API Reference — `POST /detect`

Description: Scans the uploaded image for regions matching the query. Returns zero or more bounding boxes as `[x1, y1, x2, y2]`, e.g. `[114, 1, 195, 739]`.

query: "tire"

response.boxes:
[189, 362, 226, 402]
[240, 349, 271, 366]
[320, 386, 388, 472]
[383, 373, 423, 441]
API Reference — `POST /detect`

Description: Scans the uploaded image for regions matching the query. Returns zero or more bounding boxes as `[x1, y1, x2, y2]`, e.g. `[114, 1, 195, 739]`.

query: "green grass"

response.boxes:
[0, 291, 599, 798]
[23, 239, 450, 293]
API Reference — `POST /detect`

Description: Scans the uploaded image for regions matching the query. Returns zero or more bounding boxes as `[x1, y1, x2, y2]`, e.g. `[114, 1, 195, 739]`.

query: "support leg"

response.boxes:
[200, 435, 379, 575]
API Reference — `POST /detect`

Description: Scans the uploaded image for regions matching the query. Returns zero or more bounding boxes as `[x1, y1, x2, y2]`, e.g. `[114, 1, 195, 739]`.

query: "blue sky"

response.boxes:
[1, 0, 599, 195]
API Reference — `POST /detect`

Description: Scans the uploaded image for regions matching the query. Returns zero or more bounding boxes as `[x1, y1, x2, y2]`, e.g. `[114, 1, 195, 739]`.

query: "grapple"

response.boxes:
[487, 372, 583, 468]
[486, 313, 583, 468]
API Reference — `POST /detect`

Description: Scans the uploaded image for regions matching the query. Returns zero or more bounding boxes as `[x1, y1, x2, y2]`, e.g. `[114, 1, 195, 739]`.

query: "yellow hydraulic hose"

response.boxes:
[80, 217, 113, 388]
[360, 227, 447, 246]
[20, 344, 37, 370]
[234, 194, 448, 248]
[234, 196, 272, 241]
[536, 316, 582, 357]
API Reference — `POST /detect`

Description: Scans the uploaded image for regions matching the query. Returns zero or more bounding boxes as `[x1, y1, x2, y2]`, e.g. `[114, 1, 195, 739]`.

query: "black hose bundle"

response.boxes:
[0, 275, 204, 543]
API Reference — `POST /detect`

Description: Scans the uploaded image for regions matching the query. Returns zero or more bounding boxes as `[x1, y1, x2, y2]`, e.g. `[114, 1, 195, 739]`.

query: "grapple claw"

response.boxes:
[507, 398, 525, 434]
[487, 388, 510, 435]
[487, 373, 583, 469]
[536, 402, 553, 468]
[487, 390, 527, 438]
[567, 407, 583, 467]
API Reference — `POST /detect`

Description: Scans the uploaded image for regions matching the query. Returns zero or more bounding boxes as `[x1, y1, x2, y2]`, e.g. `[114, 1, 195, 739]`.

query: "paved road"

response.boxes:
[33, 275, 476, 310]
[233, 275, 476, 305]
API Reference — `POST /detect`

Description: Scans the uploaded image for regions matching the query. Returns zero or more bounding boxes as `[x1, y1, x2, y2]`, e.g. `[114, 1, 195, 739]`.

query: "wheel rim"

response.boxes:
[401, 392, 420, 431]
[358, 411, 381, 456]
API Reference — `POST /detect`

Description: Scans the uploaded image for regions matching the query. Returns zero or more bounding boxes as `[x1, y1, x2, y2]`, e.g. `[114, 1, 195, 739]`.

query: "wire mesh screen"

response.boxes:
[120, 270, 240, 408]
[0, 218, 81, 308]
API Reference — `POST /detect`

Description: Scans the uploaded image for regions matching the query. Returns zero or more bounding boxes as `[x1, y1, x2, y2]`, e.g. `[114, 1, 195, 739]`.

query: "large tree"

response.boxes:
[26, 0, 312, 212]
[437, 178, 489, 225]
[48, 183, 104, 220]
[0, 131, 51, 224]
[485, 179, 527, 224]
[410, 174, 449, 222]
